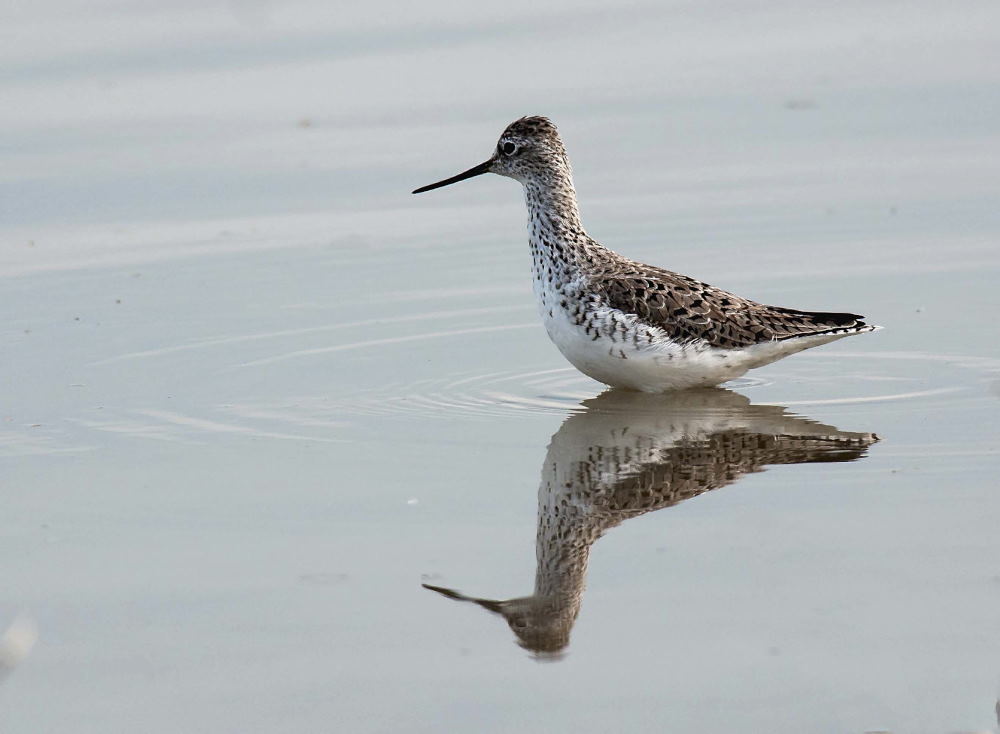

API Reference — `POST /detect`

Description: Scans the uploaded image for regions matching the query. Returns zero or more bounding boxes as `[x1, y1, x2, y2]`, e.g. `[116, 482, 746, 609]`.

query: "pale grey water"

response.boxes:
[3, 1, 1000, 732]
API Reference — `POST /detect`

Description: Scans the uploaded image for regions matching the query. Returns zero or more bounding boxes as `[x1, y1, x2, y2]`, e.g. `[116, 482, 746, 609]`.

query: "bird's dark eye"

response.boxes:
[501, 141, 517, 155]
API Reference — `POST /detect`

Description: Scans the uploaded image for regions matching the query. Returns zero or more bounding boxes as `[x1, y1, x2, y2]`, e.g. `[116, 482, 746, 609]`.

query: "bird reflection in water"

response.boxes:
[424, 388, 878, 658]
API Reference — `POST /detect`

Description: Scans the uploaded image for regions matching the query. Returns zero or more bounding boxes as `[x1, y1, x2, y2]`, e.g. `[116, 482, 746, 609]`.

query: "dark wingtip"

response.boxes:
[831, 311, 866, 326]
[769, 305, 866, 326]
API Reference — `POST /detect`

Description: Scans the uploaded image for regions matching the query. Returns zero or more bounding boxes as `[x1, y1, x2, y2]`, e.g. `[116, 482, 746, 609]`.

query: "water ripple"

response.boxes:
[223, 350, 997, 426]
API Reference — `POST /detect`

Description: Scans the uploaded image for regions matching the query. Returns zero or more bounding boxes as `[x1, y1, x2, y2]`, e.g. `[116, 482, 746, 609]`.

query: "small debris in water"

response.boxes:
[0, 615, 38, 679]
[407, 498, 419, 505]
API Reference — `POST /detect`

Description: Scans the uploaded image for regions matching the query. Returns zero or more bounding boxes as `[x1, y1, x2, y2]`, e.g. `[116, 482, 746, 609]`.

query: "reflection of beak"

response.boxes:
[412, 159, 493, 194]
[422, 583, 504, 613]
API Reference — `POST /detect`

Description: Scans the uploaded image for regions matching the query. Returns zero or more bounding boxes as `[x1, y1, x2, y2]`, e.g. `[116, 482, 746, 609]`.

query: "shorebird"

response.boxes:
[424, 388, 878, 655]
[413, 116, 879, 392]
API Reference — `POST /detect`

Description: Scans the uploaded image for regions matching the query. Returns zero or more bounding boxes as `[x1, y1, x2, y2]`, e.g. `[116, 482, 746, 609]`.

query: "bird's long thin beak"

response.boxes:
[412, 159, 493, 194]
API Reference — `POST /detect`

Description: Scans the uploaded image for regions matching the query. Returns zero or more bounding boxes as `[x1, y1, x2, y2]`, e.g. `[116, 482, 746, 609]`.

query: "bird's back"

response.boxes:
[584, 251, 874, 349]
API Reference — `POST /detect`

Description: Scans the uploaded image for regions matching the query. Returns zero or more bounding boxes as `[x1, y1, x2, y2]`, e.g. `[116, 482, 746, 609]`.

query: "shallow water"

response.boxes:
[3, 1, 1000, 732]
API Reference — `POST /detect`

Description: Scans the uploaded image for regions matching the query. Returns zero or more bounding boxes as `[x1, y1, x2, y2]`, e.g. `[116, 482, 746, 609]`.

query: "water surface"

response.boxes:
[3, 2, 1000, 732]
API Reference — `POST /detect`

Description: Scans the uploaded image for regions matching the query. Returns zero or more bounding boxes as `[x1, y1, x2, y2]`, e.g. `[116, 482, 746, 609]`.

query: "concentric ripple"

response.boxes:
[223, 350, 998, 428]
[226, 368, 772, 423]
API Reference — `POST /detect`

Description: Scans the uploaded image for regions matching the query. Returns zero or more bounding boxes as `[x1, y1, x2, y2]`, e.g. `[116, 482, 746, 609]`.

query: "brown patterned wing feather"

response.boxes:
[592, 264, 869, 348]
[601, 430, 876, 516]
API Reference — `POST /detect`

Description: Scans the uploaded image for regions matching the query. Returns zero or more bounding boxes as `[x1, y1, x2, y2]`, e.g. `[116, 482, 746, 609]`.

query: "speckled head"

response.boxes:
[493, 116, 571, 184]
[412, 115, 571, 194]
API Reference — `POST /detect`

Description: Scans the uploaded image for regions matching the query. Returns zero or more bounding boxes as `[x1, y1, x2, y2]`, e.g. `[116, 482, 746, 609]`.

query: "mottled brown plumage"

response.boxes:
[591, 262, 869, 349]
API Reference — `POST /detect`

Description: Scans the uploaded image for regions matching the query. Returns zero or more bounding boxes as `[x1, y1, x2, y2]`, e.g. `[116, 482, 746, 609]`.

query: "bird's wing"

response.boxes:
[599, 429, 876, 515]
[590, 265, 869, 348]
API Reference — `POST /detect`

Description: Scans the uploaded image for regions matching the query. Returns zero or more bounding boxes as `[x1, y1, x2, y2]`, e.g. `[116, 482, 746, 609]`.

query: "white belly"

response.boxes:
[538, 303, 849, 392]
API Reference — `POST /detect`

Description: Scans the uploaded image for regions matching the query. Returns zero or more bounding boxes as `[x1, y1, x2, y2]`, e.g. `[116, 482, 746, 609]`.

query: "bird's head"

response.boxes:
[412, 116, 570, 194]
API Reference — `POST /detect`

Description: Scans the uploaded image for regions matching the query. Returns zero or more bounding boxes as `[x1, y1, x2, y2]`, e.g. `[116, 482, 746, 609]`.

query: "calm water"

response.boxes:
[3, 1, 1000, 732]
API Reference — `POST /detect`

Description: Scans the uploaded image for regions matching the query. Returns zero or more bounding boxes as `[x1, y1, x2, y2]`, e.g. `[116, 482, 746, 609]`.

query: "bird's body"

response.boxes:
[414, 116, 878, 391]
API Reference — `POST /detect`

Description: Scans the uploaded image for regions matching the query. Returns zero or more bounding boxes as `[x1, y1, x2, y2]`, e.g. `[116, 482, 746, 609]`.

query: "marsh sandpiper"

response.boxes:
[413, 116, 879, 391]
